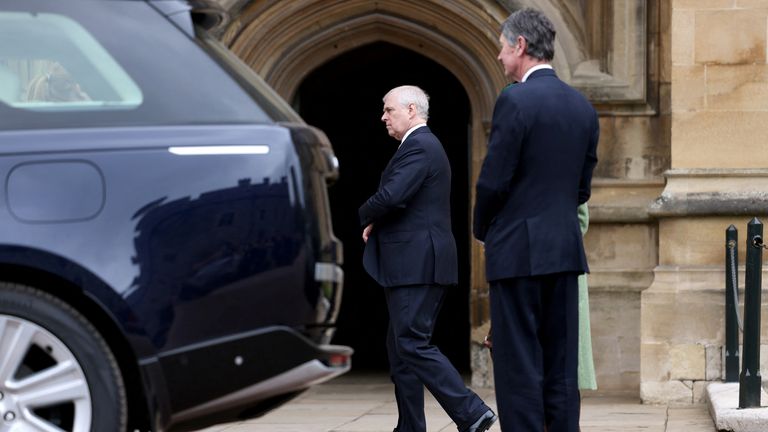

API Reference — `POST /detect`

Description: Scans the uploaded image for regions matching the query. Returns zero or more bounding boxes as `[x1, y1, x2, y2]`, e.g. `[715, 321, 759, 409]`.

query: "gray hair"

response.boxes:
[384, 85, 429, 121]
[501, 8, 556, 61]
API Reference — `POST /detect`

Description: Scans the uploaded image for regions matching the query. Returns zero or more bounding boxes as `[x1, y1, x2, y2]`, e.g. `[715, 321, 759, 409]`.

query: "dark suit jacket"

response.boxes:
[473, 69, 599, 281]
[359, 126, 458, 287]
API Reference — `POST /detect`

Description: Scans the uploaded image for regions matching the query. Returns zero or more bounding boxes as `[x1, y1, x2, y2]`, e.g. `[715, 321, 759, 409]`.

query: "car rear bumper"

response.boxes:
[173, 355, 350, 425]
[139, 326, 352, 431]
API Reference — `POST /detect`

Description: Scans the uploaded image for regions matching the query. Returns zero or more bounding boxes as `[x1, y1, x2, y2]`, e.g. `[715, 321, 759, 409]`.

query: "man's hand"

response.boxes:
[362, 224, 373, 243]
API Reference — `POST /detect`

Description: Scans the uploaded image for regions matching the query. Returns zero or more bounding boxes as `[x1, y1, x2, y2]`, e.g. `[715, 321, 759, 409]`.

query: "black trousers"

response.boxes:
[489, 273, 580, 432]
[385, 284, 488, 432]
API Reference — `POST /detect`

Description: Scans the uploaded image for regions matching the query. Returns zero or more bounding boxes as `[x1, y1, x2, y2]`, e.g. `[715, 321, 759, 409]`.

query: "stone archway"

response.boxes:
[223, 0, 510, 383]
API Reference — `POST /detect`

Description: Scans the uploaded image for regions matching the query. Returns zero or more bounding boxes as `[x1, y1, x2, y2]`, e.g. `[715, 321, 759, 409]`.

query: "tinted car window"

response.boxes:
[0, 12, 142, 110]
[0, 0, 271, 130]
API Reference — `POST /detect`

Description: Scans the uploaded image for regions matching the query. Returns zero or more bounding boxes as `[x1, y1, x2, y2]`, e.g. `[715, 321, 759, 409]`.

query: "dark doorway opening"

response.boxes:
[295, 42, 471, 372]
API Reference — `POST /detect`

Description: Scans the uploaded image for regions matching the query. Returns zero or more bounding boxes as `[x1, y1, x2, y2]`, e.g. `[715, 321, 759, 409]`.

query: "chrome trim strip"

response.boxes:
[168, 145, 269, 155]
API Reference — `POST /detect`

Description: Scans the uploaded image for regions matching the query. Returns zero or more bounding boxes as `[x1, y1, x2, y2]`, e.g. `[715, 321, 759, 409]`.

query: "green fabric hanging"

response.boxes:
[577, 203, 597, 390]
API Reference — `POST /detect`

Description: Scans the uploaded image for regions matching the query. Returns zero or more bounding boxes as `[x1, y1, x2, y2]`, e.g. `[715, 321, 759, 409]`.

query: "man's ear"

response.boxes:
[517, 36, 527, 56]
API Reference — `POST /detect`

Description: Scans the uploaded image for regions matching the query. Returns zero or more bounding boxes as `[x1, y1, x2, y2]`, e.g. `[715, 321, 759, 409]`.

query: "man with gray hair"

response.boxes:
[360, 85, 497, 432]
[473, 8, 599, 432]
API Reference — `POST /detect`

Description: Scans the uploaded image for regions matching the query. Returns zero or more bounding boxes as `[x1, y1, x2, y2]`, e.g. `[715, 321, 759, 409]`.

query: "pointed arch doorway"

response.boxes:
[225, 0, 509, 380]
[295, 42, 471, 371]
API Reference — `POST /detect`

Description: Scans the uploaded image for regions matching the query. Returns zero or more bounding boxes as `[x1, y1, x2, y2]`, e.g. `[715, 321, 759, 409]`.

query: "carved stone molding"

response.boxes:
[650, 169, 768, 217]
[501, 0, 651, 112]
[221, 0, 652, 112]
[590, 178, 665, 223]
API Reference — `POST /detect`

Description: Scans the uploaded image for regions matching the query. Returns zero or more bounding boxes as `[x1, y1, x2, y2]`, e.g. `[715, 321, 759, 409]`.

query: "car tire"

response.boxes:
[0, 283, 127, 432]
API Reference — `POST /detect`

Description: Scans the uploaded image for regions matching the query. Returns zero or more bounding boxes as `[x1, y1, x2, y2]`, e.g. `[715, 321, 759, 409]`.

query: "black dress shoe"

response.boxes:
[466, 409, 497, 432]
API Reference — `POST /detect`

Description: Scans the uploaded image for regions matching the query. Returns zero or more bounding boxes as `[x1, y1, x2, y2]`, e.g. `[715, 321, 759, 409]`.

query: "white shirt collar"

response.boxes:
[400, 123, 427, 147]
[521, 64, 553, 82]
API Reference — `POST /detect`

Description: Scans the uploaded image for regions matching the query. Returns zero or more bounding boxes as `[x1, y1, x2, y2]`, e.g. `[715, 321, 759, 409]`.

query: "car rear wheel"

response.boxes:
[0, 283, 126, 431]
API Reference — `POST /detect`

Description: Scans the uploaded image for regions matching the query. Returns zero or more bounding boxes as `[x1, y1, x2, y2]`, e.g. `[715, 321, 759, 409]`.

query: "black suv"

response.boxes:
[0, 1, 349, 431]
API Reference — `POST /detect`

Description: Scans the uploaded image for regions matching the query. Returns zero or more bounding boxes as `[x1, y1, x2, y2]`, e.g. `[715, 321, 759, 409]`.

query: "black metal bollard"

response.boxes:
[739, 217, 763, 408]
[725, 225, 739, 382]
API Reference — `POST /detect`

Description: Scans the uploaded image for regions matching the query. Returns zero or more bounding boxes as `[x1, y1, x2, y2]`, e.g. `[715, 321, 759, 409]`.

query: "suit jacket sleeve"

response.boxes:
[473, 93, 524, 242]
[578, 111, 599, 205]
[359, 144, 428, 227]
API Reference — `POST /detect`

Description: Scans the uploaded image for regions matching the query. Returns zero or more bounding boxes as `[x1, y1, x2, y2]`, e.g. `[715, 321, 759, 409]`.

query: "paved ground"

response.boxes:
[197, 372, 717, 432]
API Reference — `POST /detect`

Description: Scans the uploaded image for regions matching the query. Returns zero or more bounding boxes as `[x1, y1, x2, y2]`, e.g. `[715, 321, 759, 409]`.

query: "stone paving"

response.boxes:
[196, 372, 717, 432]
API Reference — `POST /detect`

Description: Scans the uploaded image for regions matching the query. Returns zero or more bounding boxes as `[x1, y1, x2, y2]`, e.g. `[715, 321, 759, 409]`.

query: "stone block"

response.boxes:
[642, 342, 671, 382]
[707, 65, 768, 111]
[641, 380, 693, 404]
[591, 290, 641, 393]
[675, 0, 737, 8]
[595, 116, 669, 179]
[671, 9, 694, 65]
[695, 10, 767, 65]
[641, 286, 723, 344]
[737, 0, 768, 8]
[672, 111, 768, 169]
[670, 344, 706, 380]
[658, 217, 746, 266]
[706, 344, 723, 381]
[584, 223, 657, 268]
[671, 65, 705, 112]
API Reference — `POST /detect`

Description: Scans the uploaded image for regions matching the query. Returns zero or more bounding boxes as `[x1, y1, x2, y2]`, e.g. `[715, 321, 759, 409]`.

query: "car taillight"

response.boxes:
[327, 353, 350, 368]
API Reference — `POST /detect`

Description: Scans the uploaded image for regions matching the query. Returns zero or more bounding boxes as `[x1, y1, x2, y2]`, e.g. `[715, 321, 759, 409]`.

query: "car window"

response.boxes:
[0, 12, 142, 111]
[0, 0, 274, 130]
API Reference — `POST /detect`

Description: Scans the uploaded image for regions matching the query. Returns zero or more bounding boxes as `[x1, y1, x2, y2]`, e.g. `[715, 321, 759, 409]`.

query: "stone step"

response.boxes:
[707, 382, 768, 432]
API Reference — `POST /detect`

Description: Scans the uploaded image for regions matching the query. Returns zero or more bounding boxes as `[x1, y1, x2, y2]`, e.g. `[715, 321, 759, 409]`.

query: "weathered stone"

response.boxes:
[673, 112, 768, 169]
[706, 345, 722, 381]
[641, 380, 693, 404]
[695, 10, 767, 65]
[707, 65, 768, 111]
[591, 290, 641, 393]
[595, 116, 670, 179]
[641, 285, 725, 344]
[671, 66, 705, 111]
[738, 0, 768, 7]
[584, 223, 657, 268]
[670, 344, 706, 380]
[671, 9, 695, 65]
[693, 381, 709, 404]
[675, 0, 738, 9]
[707, 383, 768, 431]
[642, 343, 671, 382]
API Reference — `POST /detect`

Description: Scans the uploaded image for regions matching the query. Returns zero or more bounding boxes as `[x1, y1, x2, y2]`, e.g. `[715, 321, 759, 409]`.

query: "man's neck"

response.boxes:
[400, 122, 427, 144]
[521, 62, 552, 82]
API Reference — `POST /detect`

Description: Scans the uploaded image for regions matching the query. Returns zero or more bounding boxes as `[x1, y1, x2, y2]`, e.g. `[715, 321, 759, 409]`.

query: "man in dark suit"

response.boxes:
[360, 85, 496, 432]
[473, 9, 599, 432]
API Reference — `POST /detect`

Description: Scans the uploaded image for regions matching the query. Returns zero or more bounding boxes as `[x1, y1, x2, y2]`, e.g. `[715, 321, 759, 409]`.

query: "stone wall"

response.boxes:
[641, 0, 768, 404]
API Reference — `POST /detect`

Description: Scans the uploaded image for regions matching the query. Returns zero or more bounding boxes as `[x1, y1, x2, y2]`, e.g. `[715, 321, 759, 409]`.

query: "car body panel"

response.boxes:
[0, 1, 348, 430]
